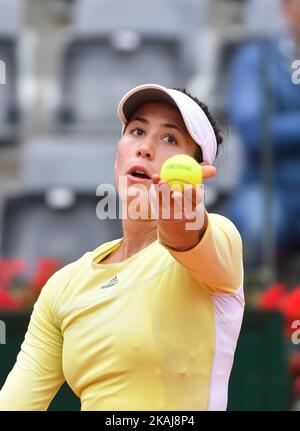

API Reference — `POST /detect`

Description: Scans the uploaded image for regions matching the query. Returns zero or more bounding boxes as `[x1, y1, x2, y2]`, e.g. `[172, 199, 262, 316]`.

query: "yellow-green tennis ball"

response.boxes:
[160, 154, 203, 192]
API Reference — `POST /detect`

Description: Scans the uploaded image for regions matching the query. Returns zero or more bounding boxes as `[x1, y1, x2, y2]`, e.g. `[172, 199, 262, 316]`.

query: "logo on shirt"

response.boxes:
[100, 276, 118, 289]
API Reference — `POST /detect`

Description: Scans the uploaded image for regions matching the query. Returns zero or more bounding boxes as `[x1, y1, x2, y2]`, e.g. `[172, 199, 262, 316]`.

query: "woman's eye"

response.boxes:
[131, 128, 144, 136]
[163, 135, 177, 145]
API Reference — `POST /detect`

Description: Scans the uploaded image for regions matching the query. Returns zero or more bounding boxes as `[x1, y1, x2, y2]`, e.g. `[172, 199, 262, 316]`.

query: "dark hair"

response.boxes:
[174, 88, 224, 164]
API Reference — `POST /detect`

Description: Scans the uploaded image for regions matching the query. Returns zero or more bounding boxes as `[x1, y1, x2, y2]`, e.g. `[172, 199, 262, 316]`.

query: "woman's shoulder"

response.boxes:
[208, 212, 240, 230]
[88, 237, 123, 262]
[39, 239, 122, 303]
[208, 213, 243, 245]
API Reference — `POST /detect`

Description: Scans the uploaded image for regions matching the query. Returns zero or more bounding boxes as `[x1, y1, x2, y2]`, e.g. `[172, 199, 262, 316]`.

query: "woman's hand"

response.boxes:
[150, 162, 217, 251]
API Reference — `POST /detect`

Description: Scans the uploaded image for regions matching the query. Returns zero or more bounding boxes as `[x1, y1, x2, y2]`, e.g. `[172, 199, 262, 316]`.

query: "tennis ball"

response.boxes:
[160, 154, 202, 192]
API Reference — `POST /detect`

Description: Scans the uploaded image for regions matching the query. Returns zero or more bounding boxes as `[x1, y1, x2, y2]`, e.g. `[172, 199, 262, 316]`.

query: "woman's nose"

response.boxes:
[136, 138, 155, 160]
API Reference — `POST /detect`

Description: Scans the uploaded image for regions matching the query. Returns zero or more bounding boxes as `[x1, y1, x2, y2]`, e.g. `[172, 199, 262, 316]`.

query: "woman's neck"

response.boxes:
[120, 219, 158, 259]
[101, 219, 158, 264]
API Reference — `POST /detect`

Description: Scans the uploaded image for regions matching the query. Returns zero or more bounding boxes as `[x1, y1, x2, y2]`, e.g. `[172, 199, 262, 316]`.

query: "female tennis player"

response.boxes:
[0, 83, 244, 411]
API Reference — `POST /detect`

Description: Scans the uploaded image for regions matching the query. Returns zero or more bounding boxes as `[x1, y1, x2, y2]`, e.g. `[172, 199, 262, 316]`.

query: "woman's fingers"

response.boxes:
[151, 174, 160, 184]
[150, 170, 206, 221]
[152, 164, 216, 185]
[201, 163, 217, 180]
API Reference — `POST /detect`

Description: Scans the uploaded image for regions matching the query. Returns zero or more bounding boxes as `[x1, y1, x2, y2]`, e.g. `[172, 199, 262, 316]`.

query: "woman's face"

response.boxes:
[115, 102, 197, 198]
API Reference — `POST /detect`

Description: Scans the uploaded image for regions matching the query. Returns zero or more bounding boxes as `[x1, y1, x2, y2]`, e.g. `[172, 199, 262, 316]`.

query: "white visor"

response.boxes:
[117, 83, 217, 164]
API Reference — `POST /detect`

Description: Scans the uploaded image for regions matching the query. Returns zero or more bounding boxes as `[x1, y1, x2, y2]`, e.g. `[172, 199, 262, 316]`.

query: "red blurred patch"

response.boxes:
[0, 257, 63, 311]
[0, 290, 21, 311]
[257, 282, 287, 310]
[278, 286, 300, 322]
[30, 258, 62, 294]
[257, 283, 300, 337]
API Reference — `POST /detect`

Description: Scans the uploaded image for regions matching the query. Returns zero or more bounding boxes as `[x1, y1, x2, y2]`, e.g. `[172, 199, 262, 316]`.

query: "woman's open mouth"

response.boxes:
[127, 166, 151, 182]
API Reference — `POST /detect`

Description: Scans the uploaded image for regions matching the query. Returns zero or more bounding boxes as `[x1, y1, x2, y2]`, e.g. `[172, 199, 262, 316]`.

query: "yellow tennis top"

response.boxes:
[0, 213, 244, 411]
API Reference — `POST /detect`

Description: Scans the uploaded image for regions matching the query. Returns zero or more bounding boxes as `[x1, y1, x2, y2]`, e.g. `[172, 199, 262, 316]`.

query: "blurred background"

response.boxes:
[0, 0, 300, 411]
